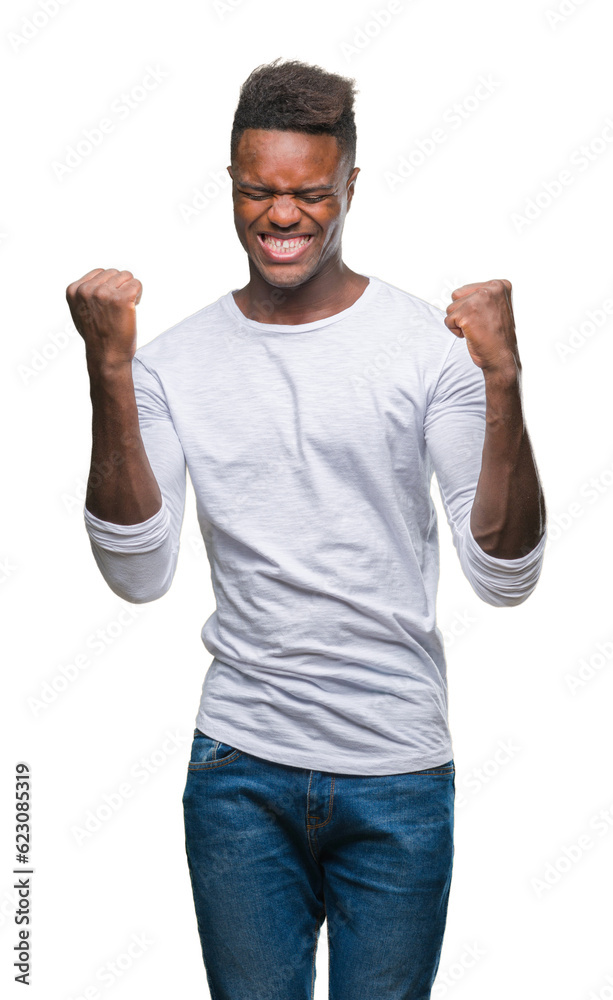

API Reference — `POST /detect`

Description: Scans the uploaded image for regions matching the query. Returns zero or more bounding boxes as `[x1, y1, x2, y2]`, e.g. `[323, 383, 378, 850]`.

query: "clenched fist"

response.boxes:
[66, 268, 143, 369]
[444, 278, 519, 377]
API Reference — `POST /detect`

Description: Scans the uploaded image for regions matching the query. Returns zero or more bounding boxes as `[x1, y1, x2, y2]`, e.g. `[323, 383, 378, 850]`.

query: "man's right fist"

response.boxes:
[66, 268, 143, 368]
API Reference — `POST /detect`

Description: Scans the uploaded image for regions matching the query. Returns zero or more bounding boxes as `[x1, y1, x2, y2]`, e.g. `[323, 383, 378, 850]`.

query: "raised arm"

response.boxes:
[66, 268, 186, 602]
[424, 280, 547, 607]
[443, 278, 547, 561]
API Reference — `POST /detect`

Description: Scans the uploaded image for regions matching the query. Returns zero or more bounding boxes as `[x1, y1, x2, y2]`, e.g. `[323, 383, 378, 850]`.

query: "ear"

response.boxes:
[346, 167, 360, 210]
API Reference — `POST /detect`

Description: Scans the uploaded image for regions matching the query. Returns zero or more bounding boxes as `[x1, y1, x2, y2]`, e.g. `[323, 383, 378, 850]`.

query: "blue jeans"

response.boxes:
[182, 728, 455, 1000]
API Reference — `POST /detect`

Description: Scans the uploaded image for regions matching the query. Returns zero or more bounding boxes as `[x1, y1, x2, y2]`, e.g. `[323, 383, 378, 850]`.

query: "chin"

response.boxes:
[254, 259, 318, 289]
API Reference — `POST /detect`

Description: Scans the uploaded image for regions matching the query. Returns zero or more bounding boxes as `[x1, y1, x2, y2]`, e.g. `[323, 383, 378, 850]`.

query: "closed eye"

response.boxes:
[239, 192, 327, 203]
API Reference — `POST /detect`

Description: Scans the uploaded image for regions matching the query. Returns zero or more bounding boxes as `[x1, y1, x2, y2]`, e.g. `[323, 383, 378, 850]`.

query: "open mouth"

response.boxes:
[257, 233, 313, 261]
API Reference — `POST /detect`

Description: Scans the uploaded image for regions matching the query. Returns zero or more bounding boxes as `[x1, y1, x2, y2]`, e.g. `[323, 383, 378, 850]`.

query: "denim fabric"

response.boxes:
[182, 728, 455, 1000]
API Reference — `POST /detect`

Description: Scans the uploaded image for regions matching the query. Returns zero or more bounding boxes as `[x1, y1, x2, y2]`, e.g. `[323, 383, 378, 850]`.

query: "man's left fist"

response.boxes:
[444, 278, 519, 375]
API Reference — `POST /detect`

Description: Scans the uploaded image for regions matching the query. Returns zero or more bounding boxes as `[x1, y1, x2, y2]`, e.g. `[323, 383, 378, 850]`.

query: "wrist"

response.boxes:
[86, 352, 134, 381]
[482, 357, 521, 389]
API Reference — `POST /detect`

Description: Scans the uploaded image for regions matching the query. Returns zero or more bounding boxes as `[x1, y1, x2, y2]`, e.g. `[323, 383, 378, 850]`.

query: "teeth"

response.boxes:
[262, 235, 311, 252]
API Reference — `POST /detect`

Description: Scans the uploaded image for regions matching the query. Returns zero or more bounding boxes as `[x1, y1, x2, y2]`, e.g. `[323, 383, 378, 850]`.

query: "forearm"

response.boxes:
[86, 358, 162, 525]
[470, 366, 546, 559]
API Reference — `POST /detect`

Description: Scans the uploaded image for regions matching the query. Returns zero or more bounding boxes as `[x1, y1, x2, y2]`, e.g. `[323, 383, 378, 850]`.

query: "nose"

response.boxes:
[266, 195, 302, 229]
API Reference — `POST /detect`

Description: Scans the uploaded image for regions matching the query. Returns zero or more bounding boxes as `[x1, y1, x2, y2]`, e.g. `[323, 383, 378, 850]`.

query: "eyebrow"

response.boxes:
[236, 182, 336, 194]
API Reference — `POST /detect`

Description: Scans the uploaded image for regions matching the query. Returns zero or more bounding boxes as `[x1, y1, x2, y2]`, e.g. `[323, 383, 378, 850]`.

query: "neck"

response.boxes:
[233, 256, 369, 325]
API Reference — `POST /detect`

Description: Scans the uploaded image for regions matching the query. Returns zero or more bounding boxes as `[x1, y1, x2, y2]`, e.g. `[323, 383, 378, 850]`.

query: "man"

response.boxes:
[66, 58, 547, 1000]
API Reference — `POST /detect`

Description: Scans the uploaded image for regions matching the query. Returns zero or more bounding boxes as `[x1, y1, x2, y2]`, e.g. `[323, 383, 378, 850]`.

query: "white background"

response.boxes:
[2, 0, 613, 997]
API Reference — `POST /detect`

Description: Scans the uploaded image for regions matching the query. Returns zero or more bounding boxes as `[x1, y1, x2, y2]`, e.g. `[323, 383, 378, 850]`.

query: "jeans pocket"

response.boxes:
[188, 728, 242, 770]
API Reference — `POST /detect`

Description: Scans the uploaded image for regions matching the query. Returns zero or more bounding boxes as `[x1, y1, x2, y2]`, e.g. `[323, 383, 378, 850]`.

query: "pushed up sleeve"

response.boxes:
[83, 355, 187, 603]
[424, 333, 546, 607]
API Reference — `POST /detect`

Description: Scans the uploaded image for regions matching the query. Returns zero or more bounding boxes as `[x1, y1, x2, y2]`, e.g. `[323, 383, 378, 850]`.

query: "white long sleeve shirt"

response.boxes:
[83, 274, 546, 775]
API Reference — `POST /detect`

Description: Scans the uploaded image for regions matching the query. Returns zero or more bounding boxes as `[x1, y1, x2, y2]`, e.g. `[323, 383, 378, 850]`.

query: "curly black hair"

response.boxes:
[230, 57, 358, 176]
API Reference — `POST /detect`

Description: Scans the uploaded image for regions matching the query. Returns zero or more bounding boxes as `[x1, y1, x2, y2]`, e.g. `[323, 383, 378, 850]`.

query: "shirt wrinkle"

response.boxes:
[82, 274, 546, 775]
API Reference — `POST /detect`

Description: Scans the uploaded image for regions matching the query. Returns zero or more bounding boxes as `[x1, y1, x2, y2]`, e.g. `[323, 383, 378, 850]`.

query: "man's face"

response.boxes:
[228, 129, 359, 289]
